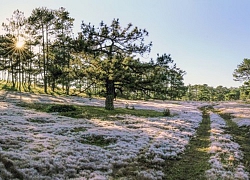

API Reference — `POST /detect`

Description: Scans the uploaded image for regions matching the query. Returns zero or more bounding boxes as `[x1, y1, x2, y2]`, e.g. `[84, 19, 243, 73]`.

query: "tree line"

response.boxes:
[184, 84, 249, 101]
[0, 7, 187, 109]
[185, 58, 250, 102]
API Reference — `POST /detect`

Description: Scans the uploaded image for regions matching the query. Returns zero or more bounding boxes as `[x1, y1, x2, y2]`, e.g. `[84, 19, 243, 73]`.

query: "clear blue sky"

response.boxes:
[0, 0, 249, 87]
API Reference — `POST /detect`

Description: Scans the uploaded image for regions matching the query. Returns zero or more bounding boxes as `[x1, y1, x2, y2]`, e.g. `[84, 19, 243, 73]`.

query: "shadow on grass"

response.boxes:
[0, 154, 25, 180]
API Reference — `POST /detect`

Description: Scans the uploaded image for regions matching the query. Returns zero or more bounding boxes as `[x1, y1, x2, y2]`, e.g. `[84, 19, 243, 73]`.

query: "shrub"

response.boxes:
[163, 108, 171, 116]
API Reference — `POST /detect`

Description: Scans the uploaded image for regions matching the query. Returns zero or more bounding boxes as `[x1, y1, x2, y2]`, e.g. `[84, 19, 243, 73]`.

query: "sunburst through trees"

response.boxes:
[0, 34, 29, 91]
[5, 36, 26, 56]
[0, 7, 188, 107]
[15, 38, 25, 49]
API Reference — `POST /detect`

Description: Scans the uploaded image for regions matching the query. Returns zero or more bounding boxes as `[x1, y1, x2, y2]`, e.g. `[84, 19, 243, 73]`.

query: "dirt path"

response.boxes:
[163, 109, 211, 180]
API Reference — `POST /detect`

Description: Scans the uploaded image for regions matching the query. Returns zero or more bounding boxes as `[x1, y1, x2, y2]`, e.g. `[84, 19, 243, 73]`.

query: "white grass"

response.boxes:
[206, 113, 249, 180]
[214, 102, 250, 127]
[0, 91, 249, 179]
[0, 91, 204, 179]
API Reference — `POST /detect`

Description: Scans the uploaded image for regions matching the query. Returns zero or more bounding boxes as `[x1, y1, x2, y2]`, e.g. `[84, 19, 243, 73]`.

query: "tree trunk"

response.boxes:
[18, 58, 21, 92]
[105, 79, 115, 110]
[52, 78, 55, 92]
[66, 54, 70, 95]
[28, 58, 31, 92]
[10, 59, 15, 88]
[42, 26, 47, 94]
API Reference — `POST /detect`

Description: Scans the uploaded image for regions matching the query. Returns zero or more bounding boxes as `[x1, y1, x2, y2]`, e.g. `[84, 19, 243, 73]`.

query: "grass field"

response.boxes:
[0, 90, 249, 179]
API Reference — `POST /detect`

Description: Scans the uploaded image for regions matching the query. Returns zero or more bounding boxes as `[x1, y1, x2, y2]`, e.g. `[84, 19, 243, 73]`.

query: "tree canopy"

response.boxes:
[233, 58, 250, 83]
[76, 19, 153, 109]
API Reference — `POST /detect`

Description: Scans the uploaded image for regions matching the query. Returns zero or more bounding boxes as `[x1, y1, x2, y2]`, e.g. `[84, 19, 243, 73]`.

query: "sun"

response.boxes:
[4, 36, 27, 58]
[15, 40, 25, 49]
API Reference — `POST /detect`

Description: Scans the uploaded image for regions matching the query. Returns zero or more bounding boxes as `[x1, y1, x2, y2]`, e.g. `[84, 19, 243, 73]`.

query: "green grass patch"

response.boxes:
[219, 113, 250, 174]
[47, 104, 77, 112]
[0, 80, 75, 96]
[17, 102, 48, 111]
[26, 118, 52, 124]
[163, 109, 211, 180]
[70, 127, 87, 133]
[17, 102, 165, 119]
[79, 134, 116, 147]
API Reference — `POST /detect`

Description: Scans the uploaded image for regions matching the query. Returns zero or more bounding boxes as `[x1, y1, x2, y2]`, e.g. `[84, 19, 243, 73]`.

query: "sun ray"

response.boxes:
[16, 40, 25, 49]
[4, 36, 28, 58]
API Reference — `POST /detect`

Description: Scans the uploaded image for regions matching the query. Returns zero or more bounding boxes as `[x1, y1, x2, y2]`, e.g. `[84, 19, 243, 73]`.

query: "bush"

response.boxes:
[163, 108, 171, 116]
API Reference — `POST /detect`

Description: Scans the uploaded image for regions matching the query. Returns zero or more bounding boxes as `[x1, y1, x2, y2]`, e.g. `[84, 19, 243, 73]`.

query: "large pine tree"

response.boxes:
[77, 19, 152, 110]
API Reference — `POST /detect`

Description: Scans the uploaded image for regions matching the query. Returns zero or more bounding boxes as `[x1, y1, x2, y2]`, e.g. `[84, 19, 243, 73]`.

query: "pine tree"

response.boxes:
[77, 19, 152, 110]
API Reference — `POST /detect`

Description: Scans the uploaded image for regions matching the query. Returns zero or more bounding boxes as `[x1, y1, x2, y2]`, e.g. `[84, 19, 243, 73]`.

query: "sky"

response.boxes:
[0, 0, 249, 88]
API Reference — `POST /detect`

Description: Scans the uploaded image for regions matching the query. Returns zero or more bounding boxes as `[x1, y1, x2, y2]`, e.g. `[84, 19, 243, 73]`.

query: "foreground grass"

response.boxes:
[17, 102, 165, 119]
[219, 113, 250, 174]
[163, 109, 211, 180]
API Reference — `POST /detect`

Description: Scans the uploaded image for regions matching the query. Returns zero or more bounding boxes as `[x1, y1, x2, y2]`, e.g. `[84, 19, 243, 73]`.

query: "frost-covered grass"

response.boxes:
[0, 91, 204, 179]
[2, 91, 250, 179]
[205, 113, 249, 180]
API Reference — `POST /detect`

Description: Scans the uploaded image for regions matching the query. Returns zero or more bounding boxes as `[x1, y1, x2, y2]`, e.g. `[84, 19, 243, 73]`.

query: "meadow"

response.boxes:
[0, 91, 249, 180]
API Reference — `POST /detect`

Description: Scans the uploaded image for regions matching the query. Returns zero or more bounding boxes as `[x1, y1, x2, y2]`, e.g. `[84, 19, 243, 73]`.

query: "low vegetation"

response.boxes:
[163, 108, 171, 116]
